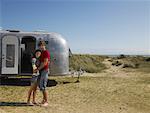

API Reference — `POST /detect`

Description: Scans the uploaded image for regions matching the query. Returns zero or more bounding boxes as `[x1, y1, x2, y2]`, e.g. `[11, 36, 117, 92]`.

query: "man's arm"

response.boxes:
[37, 58, 49, 71]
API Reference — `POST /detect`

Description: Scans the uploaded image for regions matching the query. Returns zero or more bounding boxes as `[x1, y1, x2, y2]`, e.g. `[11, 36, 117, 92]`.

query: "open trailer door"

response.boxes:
[1, 35, 19, 74]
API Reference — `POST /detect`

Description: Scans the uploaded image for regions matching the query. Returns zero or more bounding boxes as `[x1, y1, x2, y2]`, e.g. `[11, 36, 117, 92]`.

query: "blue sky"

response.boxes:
[0, 0, 150, 55]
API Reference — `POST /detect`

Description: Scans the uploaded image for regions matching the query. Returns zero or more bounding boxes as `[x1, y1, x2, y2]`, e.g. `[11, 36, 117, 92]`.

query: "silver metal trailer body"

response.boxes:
[0, 30, 69, 77]
[47, 33, 69, 75]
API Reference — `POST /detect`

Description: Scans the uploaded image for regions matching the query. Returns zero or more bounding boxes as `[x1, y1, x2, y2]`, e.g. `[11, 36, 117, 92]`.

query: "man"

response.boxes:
[34, 40, 50, 107]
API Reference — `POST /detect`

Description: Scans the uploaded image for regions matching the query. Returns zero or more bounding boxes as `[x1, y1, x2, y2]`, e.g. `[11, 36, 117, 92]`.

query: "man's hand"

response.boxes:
[33, 69, 38, 73]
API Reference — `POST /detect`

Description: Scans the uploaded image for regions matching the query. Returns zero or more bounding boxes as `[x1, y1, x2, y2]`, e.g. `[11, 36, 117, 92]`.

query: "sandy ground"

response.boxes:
[0, 59, 150, 113]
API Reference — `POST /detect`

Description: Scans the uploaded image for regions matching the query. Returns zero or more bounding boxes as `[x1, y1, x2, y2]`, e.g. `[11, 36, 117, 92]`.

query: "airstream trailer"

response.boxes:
[0, 30, 69, 77]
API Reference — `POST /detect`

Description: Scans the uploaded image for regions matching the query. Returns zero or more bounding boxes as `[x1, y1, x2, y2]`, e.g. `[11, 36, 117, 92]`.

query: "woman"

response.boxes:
[27, 49, 41, 105]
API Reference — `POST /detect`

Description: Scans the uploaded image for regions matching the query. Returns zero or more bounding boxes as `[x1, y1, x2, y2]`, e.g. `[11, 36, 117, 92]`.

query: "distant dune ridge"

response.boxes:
[69, 54, 150, 73]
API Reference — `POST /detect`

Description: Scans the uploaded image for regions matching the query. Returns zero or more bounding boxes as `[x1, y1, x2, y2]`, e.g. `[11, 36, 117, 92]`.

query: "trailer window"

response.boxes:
[6, 44, 15, 67]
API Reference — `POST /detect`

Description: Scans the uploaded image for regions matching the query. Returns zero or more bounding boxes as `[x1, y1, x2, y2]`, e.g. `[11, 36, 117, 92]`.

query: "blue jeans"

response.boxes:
[38, 70, 48, 91]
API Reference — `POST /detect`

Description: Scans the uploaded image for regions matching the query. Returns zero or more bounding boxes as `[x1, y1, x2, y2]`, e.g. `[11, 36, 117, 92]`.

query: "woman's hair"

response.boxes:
[35, 49, 41, 53]
[33, 49, 41, 58]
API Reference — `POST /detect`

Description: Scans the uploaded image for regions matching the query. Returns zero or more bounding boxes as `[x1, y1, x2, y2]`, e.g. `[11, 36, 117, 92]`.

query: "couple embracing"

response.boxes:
[27, 40, 50, 107]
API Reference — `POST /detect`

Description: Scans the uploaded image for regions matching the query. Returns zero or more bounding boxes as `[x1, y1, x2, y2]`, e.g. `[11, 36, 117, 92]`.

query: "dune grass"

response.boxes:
[69, 54, 107, 73]
[69, 54, 150, 73]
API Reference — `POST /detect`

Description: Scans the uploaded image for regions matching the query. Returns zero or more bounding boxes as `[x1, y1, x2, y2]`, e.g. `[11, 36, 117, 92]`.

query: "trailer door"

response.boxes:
[1, 35, 19, 74]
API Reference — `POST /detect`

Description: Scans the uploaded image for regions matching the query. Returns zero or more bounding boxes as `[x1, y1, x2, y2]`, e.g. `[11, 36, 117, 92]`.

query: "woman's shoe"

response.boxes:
[27, 102, 34, 106]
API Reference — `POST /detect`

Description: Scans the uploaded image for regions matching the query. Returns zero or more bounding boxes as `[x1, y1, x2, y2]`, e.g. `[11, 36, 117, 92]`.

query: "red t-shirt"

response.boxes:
[40, 50, 50, 71]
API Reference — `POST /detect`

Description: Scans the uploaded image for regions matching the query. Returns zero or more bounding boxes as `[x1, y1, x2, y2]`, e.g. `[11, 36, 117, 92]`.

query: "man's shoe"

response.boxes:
[41, 102, 48, 107]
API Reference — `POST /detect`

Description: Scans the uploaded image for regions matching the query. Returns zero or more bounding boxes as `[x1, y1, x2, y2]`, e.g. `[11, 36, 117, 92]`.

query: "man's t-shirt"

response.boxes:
[40, 50, 50, 71]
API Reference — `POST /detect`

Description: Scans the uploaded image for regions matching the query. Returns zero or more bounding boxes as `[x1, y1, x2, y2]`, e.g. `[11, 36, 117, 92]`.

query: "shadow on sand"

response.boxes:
[0, 78, 58, 87]
[0, 102, 34, 107]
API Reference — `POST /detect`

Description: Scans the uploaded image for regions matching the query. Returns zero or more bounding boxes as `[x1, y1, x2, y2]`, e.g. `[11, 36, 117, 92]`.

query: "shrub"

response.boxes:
[112, 60, 122, 66]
